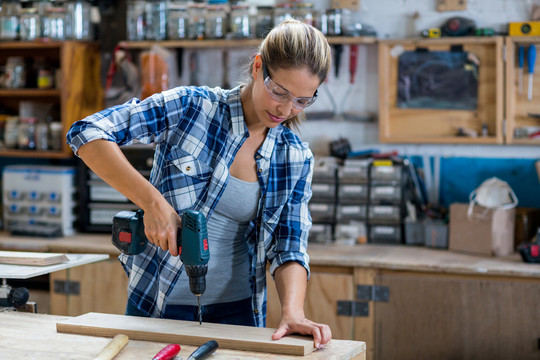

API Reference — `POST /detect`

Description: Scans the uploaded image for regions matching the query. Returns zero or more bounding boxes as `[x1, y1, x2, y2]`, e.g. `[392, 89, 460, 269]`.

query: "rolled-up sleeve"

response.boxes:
[67, 89, 183, 156]
[268, 148, 313, 279]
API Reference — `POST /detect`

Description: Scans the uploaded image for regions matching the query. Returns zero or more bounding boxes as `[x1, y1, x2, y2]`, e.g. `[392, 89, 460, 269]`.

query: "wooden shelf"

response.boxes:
[121, 36, 377, 49]
[0, 149, 70, 159]
[383, 136, 500, 144]
[0, 41, 102, 159]
[0, 89, 61, 97]
[379, 36, 501, 45]
[0, 41, 64, 50]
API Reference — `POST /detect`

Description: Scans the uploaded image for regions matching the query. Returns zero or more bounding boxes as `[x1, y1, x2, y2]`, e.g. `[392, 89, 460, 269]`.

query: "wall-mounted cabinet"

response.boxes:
[505, 36, 540, 145]
[378, 37, 504, 144]
[0, 41, 103, 158]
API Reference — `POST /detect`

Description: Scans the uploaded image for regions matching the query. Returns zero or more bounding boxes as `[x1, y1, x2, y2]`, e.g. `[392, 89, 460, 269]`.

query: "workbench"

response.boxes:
[1, 233, 540, 359]
[0, 311, 365, 359]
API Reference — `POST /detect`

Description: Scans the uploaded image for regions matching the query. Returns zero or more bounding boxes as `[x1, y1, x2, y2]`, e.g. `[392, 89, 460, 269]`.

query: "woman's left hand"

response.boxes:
[272, 313, 332, 349]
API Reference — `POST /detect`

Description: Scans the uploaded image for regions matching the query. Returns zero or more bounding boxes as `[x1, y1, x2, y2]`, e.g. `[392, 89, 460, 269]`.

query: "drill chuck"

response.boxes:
[185, 265, 207, 295]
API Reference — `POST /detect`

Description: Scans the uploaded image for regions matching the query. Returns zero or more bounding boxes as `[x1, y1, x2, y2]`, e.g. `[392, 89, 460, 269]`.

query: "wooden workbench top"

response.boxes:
[0, 312, 365, 359]
[0, 232, 538, 279]
[307, 243, 540, 279]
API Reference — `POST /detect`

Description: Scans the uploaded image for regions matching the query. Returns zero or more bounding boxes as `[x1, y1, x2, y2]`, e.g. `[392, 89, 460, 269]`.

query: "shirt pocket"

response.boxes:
[162, 148, 213, 210]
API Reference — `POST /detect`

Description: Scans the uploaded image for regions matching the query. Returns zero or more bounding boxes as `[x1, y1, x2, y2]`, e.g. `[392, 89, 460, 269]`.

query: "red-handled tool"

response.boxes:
[153, 344, 181, 360]
[349, 44, 358, 84]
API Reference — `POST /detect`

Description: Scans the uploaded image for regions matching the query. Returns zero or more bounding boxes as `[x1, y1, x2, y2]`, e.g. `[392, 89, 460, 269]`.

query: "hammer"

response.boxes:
[94, 334, 129, 360]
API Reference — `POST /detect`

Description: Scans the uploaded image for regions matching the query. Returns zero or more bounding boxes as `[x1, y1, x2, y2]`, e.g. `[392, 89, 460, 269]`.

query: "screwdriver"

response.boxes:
[528, 44, 536, 102]
[518, 45, 524, 95]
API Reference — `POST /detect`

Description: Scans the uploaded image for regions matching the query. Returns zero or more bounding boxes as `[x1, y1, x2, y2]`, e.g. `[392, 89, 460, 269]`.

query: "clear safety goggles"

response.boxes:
[262, 63, 318, 110]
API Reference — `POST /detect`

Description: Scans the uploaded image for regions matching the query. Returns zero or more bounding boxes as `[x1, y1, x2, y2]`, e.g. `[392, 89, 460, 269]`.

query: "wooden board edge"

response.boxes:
[0, 253, 69, 266]
[56, 317, 313, 356]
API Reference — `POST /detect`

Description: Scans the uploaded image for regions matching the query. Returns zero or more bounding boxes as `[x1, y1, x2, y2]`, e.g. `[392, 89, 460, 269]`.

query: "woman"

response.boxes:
[67, 20, 332, 348]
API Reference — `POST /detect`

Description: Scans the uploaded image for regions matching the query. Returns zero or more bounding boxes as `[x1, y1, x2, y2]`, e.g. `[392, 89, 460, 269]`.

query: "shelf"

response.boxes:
[378, 36, 500, 45]
[0, 40, 97, 50]
[0, 149, 71, 159]
[121, 36, 377, 49]
[383, 136, 500, 144]
[0, 89, 61, 97]
[510, 138, 540, 145]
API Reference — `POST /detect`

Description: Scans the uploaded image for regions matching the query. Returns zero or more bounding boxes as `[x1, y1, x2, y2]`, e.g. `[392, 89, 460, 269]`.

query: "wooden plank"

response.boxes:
[0, 251, 68, 266]
[57, 312, 315, 356]
[3, 312, 365, 359]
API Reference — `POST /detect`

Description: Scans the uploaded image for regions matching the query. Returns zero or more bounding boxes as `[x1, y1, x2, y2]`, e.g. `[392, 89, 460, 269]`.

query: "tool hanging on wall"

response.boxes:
[333, 44, 343, 78]
[222, 50, 230, 89]
[528, 44, 536, 102]
[104, 43, 140, 108]
[518, 45, 525, 96]
[190, 50, 198, 86]
[337, 44, 358, 117]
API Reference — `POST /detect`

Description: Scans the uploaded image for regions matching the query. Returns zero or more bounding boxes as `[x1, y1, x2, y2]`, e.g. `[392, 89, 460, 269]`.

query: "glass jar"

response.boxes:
[256, 6, 273, 38]
[35, 58, 54, 89]
[43, 7, 67, 40]
[205, 5, 227, 40]
[18, 117, 37, 150]
[5, 57, 26, 89]
[20, 8, 41, 41]
[167, 4, 189, 40]
[126, 0, 146, 41]
[145, 0, 167, 40]
[35, 121, 49, 150]
[0, 1, 21, 40]
[188, 3, 206, 40]
[229, 4, 251, 39]
[294, 3, 315, 27]
[49, 121, 63, 151]
[4, 116, 19, 149]
[326, 8, 342, 36]
[65, 0, 93, 40]
[273, 3, 293, 27]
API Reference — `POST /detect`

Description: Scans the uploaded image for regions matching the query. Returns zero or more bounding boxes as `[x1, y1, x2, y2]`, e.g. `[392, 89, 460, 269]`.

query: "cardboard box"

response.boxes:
[449, 203, 515, 257]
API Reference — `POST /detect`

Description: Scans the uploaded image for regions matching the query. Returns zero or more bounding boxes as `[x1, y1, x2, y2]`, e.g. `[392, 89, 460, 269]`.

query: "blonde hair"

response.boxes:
[247, 20, 332, 129]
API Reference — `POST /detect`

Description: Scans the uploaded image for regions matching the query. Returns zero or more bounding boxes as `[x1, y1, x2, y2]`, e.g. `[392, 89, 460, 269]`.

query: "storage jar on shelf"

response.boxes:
[43, 7, 68, 40]
[0, 0, 21, 40]
[20, 8, 41, 41]
[167, 4, 189, 40]
[229, 4, 252, 39]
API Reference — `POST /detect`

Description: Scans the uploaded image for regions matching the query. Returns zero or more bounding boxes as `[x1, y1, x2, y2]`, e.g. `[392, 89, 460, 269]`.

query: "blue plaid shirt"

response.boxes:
[67, 85, 313, 326]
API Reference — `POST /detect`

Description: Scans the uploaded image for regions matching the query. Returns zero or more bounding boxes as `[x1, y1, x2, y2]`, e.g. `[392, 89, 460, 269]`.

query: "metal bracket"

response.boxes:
[53, 280, 80, 295]
[356, 285, 390, 302]
[337, 300, 369, 317]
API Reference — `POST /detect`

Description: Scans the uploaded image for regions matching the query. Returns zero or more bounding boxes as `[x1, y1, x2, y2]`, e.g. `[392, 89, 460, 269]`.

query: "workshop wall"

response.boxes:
[294, 0, 540, 209]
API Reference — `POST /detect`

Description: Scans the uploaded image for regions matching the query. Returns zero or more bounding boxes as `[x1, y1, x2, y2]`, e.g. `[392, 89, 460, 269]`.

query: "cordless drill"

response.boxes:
[112, 209, 209, 323]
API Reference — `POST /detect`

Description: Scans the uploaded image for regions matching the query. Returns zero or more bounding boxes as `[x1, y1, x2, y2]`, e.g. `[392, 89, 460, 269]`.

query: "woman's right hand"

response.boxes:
[143, 198, 183, 256]
[77, 140, 183, 256]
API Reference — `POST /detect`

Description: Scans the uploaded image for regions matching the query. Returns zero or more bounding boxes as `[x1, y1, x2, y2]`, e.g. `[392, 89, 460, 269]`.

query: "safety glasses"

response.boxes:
[262, 63, 318, 110]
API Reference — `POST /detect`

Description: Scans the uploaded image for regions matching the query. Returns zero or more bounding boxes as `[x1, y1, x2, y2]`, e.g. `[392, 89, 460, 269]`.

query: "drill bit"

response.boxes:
[197, 295, 202, 325]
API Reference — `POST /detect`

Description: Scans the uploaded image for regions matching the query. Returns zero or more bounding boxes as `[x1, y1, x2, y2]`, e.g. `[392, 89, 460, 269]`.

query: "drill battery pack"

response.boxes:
[112, 210, 148, 255]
